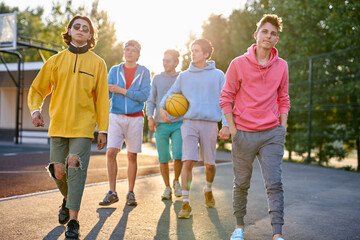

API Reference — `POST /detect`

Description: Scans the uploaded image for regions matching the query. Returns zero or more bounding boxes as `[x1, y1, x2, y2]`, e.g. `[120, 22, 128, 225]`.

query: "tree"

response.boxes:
[202, 14, 233, 72]
[0, 0, 123, 70]
[181, 32, 196, 71]
[189, 0, 360, 168]
[0, 4, 47, 62]
[90, 0, 122, 69]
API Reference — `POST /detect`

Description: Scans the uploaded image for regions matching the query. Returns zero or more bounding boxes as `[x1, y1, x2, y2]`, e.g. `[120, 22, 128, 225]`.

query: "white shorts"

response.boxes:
[181, 119, 218, 165]
[107, 113, 144, 153]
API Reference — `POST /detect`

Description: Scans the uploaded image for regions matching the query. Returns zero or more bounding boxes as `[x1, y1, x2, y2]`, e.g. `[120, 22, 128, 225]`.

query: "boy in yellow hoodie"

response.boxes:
[28, 15, 109, 239]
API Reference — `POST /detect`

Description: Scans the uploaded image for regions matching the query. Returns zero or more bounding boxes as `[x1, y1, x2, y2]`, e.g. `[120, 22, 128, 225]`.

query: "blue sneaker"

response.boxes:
[99, 191, 119, 206]
[230, 227, 244, 240]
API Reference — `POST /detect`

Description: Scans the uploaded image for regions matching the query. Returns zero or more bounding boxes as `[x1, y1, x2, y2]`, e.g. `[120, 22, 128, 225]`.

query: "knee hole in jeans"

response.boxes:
[67, 154, 82, 169]
[48, 163, 65, 180]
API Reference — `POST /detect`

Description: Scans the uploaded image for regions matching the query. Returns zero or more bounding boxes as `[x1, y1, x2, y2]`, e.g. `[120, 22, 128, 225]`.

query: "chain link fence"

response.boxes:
[287, 46, 360, 170]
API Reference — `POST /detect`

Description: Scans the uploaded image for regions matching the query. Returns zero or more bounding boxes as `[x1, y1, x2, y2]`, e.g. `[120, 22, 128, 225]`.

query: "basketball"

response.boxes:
[165, 94, 189, 117]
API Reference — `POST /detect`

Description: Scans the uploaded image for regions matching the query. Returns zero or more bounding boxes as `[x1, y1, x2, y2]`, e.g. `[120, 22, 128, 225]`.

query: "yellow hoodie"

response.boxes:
[28, 45, 109, 139]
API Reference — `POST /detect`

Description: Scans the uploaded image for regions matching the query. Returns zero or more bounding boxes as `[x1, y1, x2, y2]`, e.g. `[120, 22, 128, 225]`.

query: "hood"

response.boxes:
[159, 71, 180, 78]
[245, 44, 278, 68]
[189, 60, 216, 72]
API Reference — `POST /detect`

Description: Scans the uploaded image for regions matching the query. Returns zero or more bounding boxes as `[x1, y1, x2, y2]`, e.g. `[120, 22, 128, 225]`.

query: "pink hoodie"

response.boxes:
[220, 44, 290, 132]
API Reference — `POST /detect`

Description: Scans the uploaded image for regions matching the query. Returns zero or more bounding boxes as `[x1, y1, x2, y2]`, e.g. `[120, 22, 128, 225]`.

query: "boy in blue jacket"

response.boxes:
[160, 39, 229, 218]
[99, 40, 151, 206]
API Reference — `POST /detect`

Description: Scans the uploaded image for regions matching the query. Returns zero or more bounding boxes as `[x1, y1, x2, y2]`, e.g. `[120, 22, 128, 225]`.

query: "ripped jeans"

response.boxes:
[48, 137, 92, 211]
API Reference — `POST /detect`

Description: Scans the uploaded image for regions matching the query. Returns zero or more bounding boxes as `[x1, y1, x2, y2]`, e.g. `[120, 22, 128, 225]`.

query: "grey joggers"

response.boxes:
[231, 125, 286, 235]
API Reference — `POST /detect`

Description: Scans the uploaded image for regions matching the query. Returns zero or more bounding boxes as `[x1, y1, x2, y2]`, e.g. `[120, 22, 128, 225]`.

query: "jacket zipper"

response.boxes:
[118, 68, 127, 114]
[73, 51, 78, 73]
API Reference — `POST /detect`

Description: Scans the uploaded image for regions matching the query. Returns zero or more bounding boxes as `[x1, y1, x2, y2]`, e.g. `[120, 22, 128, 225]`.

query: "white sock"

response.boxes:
[205, 181, 212, 192]
[182, 190, 190, 203]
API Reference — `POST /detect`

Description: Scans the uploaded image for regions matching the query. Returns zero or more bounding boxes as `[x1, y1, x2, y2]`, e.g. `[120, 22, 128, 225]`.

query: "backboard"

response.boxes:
[0, 12, 17, 51]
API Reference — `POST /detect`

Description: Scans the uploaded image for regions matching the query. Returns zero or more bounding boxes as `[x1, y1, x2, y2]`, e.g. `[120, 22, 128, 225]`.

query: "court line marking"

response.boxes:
[1, 151, 49, 156]
[0, 162, 232, 202]
[0, 164, 169, 174]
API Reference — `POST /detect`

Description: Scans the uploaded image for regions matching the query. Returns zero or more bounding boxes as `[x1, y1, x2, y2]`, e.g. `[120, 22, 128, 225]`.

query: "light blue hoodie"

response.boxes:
[160, 61, 228, 126]
[146, 71, 182, 123]
[108, 63, 151, 115]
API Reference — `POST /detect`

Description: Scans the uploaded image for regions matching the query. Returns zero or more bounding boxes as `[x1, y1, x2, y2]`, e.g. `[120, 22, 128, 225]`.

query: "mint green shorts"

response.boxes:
[155, 121, 183, 163]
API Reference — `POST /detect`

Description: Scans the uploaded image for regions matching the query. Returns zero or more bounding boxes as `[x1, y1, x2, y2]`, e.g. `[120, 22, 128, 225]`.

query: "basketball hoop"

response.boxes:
[0, 12, 17, 51]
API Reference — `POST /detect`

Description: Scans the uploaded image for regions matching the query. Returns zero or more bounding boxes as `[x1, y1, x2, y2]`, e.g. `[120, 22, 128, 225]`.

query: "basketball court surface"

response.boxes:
[1, 141, 360, 239]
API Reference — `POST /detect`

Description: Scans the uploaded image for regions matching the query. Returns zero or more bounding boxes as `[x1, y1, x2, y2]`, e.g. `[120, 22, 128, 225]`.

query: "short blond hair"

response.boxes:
[256, 14, 283, 34]
[124, 39, 141, 52]
[164, 49, 180, 62]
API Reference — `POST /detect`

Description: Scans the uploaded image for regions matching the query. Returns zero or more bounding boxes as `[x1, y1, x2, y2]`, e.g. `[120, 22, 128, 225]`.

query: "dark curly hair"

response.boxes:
[62, 15, 98, 50]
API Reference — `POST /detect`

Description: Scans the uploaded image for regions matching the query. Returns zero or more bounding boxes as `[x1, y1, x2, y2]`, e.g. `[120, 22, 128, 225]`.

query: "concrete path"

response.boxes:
[1, 144, 360, 239]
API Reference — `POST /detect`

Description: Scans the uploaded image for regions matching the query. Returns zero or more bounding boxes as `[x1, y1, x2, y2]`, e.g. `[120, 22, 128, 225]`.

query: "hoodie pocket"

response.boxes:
[239, 108, 277, 128]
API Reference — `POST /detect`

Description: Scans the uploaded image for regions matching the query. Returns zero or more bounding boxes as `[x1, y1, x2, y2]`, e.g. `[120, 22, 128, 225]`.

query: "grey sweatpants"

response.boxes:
[231, 125, 286, 235]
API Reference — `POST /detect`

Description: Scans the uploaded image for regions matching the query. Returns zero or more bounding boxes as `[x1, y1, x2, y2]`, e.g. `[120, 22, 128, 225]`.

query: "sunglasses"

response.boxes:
[72, 23, 90, 33]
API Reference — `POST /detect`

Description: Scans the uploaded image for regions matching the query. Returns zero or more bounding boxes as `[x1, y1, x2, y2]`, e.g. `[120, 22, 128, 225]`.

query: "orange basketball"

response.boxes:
[165, 94, 189, 117]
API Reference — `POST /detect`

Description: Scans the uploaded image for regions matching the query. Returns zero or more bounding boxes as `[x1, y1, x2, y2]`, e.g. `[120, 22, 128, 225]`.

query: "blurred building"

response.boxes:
[0, 61, 51, 143]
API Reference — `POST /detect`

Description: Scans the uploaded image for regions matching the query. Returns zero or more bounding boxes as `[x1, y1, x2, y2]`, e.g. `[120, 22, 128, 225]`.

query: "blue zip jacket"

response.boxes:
[108, 63, 151, 114]
[160, 61, 228, 126]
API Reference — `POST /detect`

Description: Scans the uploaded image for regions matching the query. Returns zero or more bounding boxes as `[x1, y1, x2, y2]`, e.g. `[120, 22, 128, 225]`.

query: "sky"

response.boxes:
[4, 0, 246, 73]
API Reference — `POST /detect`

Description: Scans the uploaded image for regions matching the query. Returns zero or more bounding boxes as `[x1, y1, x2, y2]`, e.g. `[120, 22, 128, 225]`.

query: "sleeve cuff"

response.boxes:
[279, 108, 289, 115]
[31, 110, 40, 115]
[221, 105, 233, 114]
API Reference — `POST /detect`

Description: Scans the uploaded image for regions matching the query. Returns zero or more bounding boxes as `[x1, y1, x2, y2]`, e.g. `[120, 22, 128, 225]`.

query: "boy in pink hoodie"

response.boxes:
[220, 14, 290, 240]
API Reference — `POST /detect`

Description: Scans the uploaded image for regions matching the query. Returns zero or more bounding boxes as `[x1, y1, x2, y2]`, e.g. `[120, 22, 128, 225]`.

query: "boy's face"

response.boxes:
[69, 18, 92, 46]
[124, 45, 140, 63]
[163, 53, 178, 73]
[254, 22, 279, 50]
[191, 44, 209, 65]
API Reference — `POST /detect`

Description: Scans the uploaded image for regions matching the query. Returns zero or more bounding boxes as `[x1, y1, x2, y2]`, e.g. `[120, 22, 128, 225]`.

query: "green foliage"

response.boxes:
[90, 0, 122, 70]
[188, 0, 360, 167]
[202, 14, 233, 72]
[0, 0, 123, 70]
[181, 32, 196, 71]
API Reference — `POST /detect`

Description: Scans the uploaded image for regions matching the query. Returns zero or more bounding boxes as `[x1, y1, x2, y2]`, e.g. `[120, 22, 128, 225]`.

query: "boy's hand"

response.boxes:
[229, 126, 237, 139]
[31, 111, 45, 127]
[148, 118, 157, 133]
[109, 84, 126, 95]
[159, 107, 172, 123]
[218, 126, 230, 140]
[97, 133, 107, 150]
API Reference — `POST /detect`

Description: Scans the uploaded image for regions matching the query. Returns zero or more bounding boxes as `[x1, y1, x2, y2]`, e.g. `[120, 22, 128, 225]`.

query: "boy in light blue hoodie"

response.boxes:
[146, 49, 183, 200]
[159, 39, 229, 219]
[99, 40, 151, 207]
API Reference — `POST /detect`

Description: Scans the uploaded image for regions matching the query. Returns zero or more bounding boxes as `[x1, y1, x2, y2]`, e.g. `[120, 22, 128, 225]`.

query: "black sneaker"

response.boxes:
[65, 219, 80, 239]
[59, 198, 70, 225]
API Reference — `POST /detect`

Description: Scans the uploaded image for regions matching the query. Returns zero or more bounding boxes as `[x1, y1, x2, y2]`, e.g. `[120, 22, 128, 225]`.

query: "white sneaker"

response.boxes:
[173, 181, 182, 197]
[230, 227, 244, 240]
[161, 187, 172, 200]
